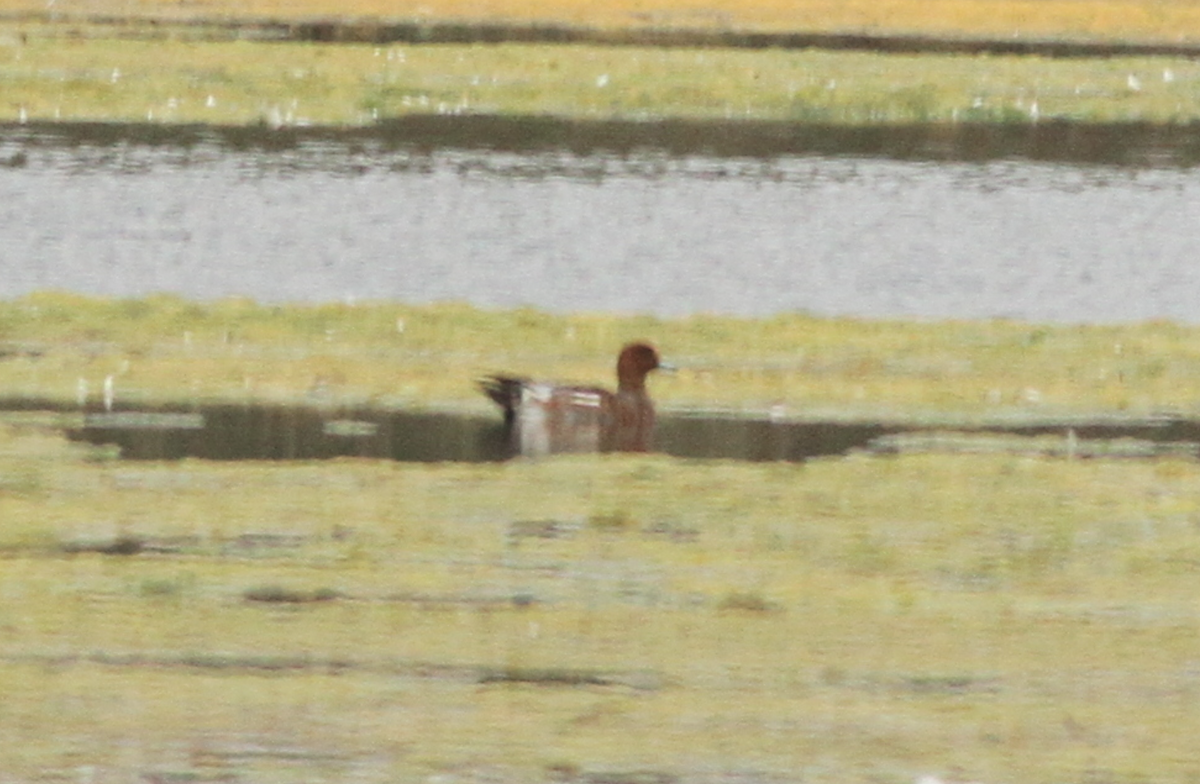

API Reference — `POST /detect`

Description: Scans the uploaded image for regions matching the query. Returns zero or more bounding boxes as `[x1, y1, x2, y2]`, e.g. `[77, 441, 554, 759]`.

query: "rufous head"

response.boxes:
[616, 342, 663, 391]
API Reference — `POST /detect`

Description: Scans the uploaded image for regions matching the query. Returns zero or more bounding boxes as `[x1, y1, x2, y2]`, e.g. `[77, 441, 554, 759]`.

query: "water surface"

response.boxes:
[4, 121, 1200, 322]
[45, 400, 1200, 463]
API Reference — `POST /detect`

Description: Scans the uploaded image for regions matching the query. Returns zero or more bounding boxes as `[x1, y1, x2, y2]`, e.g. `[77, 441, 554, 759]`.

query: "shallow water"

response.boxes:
[4, 122, 1200, 322]
[45, 400, 1200, 462]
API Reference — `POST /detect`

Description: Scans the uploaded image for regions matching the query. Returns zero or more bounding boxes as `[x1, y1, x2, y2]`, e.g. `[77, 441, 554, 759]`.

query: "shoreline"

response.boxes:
[10, 10, 1200, 58]
[8, 0, 1200, 45]
[7, 116, 1200, 166]
[2, 294, 1200, 421]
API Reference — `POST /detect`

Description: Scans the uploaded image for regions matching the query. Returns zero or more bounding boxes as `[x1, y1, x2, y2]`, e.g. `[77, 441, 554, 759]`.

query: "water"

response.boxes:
[4, 121, 1200, 322]
[42, 400, 1200, 462]
[60, 403, 890, 462]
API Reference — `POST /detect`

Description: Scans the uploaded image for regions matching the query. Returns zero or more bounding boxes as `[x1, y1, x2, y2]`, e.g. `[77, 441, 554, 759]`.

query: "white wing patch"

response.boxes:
[566, 390, 602, 408]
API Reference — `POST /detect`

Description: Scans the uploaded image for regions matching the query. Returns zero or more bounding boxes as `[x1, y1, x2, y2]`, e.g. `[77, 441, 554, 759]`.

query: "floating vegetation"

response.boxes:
[322, 418, 379, 437]
[868, 431, 1200, 458]
[82, 412, 205, 430]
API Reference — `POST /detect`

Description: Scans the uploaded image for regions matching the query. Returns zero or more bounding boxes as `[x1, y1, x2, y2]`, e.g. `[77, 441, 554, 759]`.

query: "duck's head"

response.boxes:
[617, 342, 668, 391]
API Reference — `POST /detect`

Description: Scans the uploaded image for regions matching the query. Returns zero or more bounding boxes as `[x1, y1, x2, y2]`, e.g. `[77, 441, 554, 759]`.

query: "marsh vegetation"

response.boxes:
[5, 0, 1200, 776]
[7, 0, 1200, 43]
[3, 298, 1200, 779]
[4, 22, 1200, 126]
[5, 294, 1200, 421]
[4, 410, 1200, 782]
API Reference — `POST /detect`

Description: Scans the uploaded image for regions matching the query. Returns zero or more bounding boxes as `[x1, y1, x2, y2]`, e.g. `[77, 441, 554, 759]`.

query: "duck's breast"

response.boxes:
[602, 390, 655, 453]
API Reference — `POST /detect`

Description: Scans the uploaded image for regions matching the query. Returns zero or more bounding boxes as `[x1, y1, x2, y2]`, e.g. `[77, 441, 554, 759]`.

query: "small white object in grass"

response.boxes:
[206, 95, 216, 108]
[596, 74, 609, 88]
[1127, 74, 1142, 91]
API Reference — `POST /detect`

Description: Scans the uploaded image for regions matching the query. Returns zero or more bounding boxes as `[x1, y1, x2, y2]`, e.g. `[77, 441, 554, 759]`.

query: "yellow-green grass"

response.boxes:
[7, 0, 1200, 44]
[4, 24, 1200, 125]
[4, 293, 1200, 422]
[3, 419, 1200, 782]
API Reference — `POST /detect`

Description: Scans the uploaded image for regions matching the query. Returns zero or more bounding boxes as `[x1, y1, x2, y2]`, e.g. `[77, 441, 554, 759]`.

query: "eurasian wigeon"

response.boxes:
[479, 342, 666, 456]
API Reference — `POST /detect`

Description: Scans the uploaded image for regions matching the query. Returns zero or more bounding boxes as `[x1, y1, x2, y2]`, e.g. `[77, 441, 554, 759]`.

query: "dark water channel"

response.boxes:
[39, 400, 1200, 463]
[5, 120, 1200, 322]
[62, 404, 891, 462]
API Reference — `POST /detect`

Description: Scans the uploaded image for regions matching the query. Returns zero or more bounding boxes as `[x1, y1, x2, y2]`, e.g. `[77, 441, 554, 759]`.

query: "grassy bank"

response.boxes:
[5, 300, 1200, 781]
[4, 415, 1200, 783]
[4, 21, 1200, 126]
[3, 294, 1200, 421]
[7, 0, 1200, 44]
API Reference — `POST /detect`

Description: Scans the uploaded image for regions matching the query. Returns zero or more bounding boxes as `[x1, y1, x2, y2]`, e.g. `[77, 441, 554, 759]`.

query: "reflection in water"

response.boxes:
[73, 406, 512, 462]
[68, 403, 887, 462]
[3, 121, 1200, 322]
[59, 402, 1200, 463]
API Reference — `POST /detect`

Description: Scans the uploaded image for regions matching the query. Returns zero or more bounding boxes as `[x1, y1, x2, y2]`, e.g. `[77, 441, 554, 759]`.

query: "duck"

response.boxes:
[479, 342, 666, 456]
